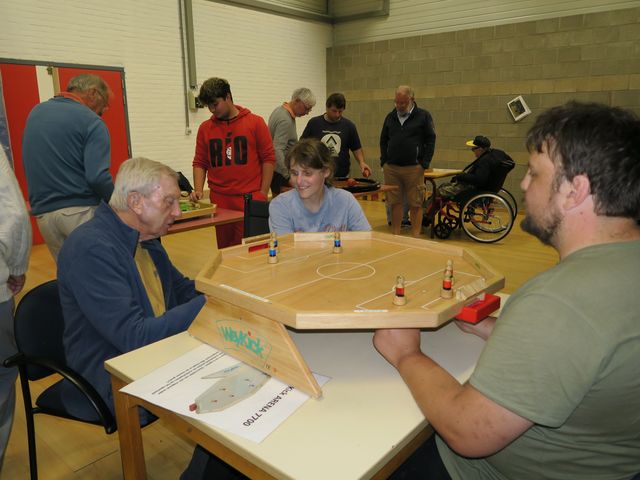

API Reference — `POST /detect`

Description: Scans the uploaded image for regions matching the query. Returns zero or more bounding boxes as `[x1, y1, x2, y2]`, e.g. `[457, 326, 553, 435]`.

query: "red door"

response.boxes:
[0, 63, 131, 244]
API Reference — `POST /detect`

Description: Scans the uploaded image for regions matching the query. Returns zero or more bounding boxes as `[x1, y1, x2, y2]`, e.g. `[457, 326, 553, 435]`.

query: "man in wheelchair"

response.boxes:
[438, 135, 514, 199]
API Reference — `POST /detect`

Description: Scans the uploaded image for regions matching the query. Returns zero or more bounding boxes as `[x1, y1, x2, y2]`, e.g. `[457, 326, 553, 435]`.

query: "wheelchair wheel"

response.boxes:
[434, 223, 452, 239]
[499, 188, 518, 217]
[461, 193, 515, 243]
[437, 207, 460, 231]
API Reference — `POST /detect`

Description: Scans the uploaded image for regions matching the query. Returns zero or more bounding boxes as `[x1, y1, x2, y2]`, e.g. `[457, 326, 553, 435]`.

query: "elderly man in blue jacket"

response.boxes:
[57, 157, 205, 422]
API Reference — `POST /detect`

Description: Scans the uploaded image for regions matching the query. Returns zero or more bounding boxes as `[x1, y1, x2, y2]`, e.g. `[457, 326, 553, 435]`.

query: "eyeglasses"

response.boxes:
[93, 88, 109, 107]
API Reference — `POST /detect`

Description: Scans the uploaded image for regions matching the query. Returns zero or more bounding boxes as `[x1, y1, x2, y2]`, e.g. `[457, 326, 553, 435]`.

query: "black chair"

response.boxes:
[243, 193, 270, 238]
[3, 280, 116, 480]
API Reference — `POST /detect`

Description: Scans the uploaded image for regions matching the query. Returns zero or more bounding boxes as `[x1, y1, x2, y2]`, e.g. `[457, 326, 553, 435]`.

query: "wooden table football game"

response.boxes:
[190, 231, 503, 398]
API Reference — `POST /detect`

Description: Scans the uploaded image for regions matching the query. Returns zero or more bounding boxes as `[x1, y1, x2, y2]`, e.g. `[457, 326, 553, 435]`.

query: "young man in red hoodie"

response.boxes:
[191, 77, 275, 248]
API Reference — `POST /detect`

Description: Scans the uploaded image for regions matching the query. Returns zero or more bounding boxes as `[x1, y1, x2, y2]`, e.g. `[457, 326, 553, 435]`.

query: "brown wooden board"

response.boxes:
[195, 231, 504, 330]
[178, 200, 217, 220]
[332, 177, 380, 193]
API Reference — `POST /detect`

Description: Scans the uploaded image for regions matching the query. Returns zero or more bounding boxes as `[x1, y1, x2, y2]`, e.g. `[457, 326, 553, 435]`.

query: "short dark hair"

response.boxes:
[198, 78, 232, 105]
[285, 138, 334, 186]
[526, 101, 640, 220]
[326, 93, 346, 110]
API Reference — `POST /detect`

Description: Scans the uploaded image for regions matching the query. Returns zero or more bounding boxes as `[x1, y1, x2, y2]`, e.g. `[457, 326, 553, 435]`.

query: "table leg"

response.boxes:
[424, 178, 437, 238]
[111, 376, 147, 479]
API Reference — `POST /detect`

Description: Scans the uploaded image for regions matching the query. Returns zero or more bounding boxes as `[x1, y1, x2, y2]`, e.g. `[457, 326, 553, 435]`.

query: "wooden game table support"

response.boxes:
[189, 231, 504, 398]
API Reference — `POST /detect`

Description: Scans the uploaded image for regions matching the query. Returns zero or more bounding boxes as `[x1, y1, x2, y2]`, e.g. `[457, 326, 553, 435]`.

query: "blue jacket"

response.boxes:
[379, 103, 436, 169]
[57, 202, 205, 420]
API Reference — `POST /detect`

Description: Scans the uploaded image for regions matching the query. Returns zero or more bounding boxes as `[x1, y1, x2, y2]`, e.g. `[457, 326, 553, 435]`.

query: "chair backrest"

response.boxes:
[13, 279, 66, 381]
[485, 156, 515, 193]
[243, 193, 270, 238]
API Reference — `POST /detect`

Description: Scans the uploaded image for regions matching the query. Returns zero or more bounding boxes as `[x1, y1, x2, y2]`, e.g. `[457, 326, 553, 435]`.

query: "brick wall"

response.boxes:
[327, 7, 640, 203]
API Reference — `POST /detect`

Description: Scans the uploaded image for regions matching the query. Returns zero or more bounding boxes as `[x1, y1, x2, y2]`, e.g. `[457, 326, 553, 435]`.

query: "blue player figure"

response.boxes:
[333, 231, 342, 253]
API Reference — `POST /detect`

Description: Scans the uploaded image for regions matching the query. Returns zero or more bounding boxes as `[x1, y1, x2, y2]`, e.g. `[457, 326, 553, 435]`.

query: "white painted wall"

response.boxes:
[0, 0, 332, 177]
[333, 0, 640, 45]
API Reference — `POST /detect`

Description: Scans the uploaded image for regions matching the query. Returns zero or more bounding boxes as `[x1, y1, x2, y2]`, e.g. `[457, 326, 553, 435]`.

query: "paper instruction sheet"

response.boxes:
[120, 343, 330, 443]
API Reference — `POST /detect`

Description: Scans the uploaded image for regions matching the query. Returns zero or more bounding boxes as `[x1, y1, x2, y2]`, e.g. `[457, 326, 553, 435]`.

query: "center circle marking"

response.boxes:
[316, 262, 376, 281]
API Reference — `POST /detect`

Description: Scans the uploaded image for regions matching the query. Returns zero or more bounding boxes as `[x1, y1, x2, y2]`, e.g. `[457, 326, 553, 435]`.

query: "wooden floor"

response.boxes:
[1, 200, 558, 479]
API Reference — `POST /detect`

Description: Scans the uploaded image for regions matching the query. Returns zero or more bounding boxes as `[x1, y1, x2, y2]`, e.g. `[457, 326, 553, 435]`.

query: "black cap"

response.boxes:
[465, 135, 491, 149]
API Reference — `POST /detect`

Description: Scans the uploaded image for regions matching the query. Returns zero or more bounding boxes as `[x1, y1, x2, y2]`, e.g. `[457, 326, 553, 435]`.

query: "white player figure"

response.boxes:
[445, 259, 454, 286]
[270, 231, 279, 253]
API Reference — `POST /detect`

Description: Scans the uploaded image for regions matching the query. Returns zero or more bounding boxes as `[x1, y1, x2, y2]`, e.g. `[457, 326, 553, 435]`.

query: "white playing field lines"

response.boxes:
[217, 237, 483, 312]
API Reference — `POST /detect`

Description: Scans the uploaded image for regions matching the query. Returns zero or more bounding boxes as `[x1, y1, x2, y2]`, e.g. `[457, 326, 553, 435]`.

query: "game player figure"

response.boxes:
[268, 139, 371, 235]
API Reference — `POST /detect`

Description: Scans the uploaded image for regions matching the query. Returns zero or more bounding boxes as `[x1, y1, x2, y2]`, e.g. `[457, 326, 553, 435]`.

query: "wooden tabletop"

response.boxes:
[424, 168, 463, 179]
[168, 207, 244, 234]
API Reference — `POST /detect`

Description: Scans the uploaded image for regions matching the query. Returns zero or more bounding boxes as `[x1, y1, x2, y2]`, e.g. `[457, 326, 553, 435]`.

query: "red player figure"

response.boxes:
[393, 275, 407, 306]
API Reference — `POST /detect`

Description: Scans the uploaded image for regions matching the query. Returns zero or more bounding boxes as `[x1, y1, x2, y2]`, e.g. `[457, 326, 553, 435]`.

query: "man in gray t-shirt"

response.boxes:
[374, 102, 640, 479]
[267, 88, 315, 197]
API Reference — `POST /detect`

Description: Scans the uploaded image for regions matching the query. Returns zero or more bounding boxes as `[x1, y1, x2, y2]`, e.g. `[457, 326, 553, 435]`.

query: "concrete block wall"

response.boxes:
[327, 7, 640, 203]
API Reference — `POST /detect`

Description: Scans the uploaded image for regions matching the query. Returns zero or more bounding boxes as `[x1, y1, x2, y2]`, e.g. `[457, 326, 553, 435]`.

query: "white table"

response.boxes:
[106, 317, 490, 479]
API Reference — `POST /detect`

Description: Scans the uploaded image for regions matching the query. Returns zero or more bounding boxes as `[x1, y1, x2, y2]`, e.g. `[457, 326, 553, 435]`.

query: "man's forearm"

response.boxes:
[260, 163, 274, 197]
[192, 167, 207, 200]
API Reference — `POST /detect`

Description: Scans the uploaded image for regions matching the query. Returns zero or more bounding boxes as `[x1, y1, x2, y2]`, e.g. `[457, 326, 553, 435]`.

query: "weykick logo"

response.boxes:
[216, 320, 271, 361]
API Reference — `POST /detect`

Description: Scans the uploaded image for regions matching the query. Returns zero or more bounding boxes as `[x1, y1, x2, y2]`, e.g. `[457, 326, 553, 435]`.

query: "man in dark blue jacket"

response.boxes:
[380, 85, 436, 237]
[58, 157, 206, 421]
[58, 157, 247, 479]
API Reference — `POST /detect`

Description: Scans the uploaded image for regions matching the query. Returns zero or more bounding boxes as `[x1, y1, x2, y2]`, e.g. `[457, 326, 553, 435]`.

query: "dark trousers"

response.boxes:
[389, 433, 452, 480]
[180, 445, 248, 480]
[270, 171, 290, 197]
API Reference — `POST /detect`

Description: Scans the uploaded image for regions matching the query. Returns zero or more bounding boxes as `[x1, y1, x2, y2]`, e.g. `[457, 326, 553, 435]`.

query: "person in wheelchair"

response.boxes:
[438, 135, 514, 200]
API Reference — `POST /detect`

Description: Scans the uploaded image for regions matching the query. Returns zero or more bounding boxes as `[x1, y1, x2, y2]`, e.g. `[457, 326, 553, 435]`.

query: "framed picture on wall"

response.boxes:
[507, 95, 531, 122]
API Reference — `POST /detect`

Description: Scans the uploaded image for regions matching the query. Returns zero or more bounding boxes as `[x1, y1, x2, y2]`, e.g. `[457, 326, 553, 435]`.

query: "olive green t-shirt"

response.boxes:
[438, 241, 640, 479]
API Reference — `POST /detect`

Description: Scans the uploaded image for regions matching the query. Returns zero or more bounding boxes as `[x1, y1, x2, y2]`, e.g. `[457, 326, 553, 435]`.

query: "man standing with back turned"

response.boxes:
[375, 102, 640, 479]
[22, 73, 113, 261]
[380, 85, 436, 237]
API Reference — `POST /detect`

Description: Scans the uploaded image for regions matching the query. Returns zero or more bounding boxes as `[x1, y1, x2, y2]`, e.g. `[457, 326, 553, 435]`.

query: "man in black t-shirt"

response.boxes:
[301, 93, 371, 178]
